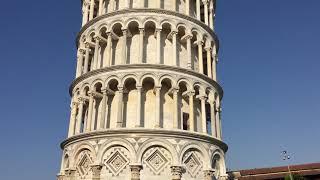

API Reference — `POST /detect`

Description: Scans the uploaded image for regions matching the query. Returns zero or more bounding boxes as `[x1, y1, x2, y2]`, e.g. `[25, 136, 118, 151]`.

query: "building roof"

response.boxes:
[231, 163, 320, 179]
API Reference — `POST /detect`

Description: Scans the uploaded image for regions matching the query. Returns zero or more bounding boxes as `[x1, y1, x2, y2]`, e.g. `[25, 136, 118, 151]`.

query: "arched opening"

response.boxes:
[87, 32, 96, 72]
[176, 0, 185, 13]
[91, 82, 102, 131]
[106, 79, 119, 128]
[160, 78, 173, 129]
[142, 77, 155, 128]
[177, 25, 187, 68]
[190, 0, 197, 18]
[111, 23, 123, 65]
[191, 30, 201, 72]
[212, 154, 223, 179]
[98, 26, 108, 68]
[143, 21, 157, 64]
[160, 23, 172, 65]
[178, 81, 189, 130]
[127, 21, 140, 64]
[123, 78, 137, 128]
[194, 85, 201, 132]
[81, 86, 90, 133]
[63, 154, 69, 169]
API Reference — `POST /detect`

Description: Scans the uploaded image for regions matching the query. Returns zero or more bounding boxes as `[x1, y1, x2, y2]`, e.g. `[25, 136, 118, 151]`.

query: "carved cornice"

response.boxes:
[69, 64, 224, 98]
[76, 8, 220, 52]
[60, 128, 228, 152]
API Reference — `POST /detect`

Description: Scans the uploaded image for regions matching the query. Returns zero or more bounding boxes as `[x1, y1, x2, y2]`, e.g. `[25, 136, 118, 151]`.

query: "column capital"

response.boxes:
[187, 90, 195, 97]
[220, 174, 229, 180]
[130, 164, 143, 180]
[202, 0, 209, 5]
[94, 36, 102, 42]
[185, 34, 193, 39]
[197, 95, 208, 100]
[64, 168, 76, 176]
[78, 48, 86, 54]
[171, 165, 184, 180]
[204, 169, 215, 179]
[84, 42, 92, 48]
[139, 28, 145, 33]
[56, 174, 65, 180]
[90, 164, 102, 177]
[154, 86, 162, 93]
[72, 101, 80, 106]
[77, 97, 86, 104]
[173, 89, 179, 94]
[196, 40, 204, 46]
[205, 46, 212, 52]
[117, 86, 124, 92]
[122, 29, 128, 34]
[136, 86, 143, 90]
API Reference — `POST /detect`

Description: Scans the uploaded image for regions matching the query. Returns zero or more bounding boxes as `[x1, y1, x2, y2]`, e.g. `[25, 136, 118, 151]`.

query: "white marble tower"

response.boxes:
[57, 0, 228, 179]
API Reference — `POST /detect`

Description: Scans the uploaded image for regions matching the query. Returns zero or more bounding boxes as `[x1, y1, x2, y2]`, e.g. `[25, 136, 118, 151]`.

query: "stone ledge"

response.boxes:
[69, 64, 223, 97]
[60, 128, 228, 152]
[76, 8, 220, 51]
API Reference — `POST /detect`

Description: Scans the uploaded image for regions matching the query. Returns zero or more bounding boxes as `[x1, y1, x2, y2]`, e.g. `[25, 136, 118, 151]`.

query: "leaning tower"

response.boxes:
[58, 0, 228, 180]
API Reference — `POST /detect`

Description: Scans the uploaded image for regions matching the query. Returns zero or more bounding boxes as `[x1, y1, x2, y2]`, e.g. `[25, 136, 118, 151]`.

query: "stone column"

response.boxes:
[172, 0, 176, 11]
[76, 49, 84, 77]
[98, 90, 108, 130]
[82, 2, 89, 26]
[199, 95, 207, 134]
[188, 91, 195, 131]
[117, 87, 124, 128]
[205, 46, 212, 78]
[197, 40, 204, 74]
[220, 174, 229, 180]
[139, 28, 144, 63]
[98, 0, 103, 15]
[171, 166, 183, 180]
[75, 97, 84, 134]
[185, 0, 190, 15]
[68, 101, 78, 137]
[105, 32, 112, 67]
[130, 164, 143, 180]
[86, 92, 94, 132]
[186, 35, 192, 69]
[212, 52, 217, 81]
[204, 169, 215, 180]
[215, 98, 221, 139]
[173, 88, 179, 129]
[93, 37, 101, 70]
[91, 164, 102, 180]
[122, 30, 127, 64]
[156, 29, 162, 64]
[210, 101, 217, 137]
[209, 7, 214, 30]
[203, 0, 209, 25]
[89, 0, 95, 20]
[83, 44, 90, 73]
[172, 31, 178, 66]
[110, 0, 115, 12]
[196, 0, 201, 20]
[155, 86, 161, 128]
[136, 86, 142, 127]
[65, 169, 76, 180]
[56, 174, 64, 180]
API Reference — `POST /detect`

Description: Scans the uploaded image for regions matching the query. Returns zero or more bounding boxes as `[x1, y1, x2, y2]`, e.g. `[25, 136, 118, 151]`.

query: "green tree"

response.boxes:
[284, 173, 305, 180]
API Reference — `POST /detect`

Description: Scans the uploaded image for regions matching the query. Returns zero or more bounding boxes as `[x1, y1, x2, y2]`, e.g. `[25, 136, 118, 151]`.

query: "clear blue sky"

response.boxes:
[0, 0, 319, 179]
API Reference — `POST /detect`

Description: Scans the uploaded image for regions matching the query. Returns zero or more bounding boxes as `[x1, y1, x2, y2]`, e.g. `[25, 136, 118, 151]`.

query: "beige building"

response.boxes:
[57, 0, 228, 179]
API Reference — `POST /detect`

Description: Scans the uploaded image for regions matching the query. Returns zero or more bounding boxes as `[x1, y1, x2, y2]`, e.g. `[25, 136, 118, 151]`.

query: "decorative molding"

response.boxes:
[60, 129, 228, 152]
[76, 8, 220, 52]
[69, 64, 223, 98]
